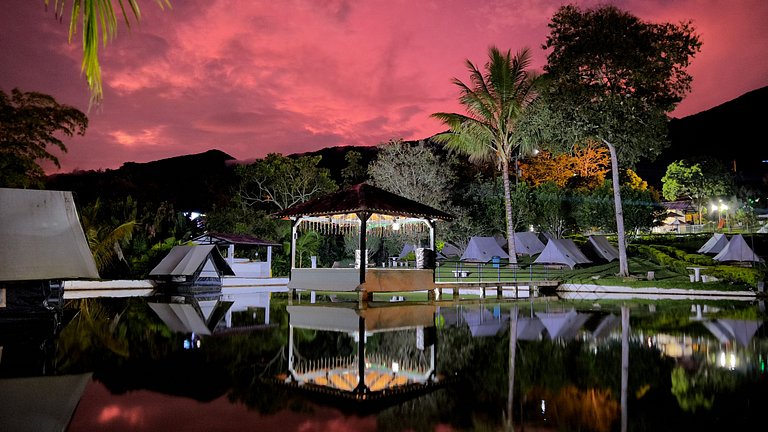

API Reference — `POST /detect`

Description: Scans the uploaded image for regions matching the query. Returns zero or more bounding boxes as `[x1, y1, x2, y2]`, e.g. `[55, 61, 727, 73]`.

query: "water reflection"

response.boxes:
[283, 303, 439, 402]
[1, 294, 767, 431]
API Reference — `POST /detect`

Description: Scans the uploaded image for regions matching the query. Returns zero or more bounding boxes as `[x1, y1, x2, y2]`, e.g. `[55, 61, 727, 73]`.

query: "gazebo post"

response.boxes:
[357, 212, 371, 284]
[427, 219, 436, 251]
[290, 217, 301, 271]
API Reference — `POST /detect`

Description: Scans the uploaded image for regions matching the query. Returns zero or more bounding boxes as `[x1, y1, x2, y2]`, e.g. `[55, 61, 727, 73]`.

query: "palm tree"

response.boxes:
[432, 46, 540, 263]
[45, 0, 170, 105]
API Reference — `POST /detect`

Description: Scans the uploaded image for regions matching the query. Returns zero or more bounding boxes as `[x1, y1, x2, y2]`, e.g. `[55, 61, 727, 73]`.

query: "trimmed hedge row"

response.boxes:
[634, 244, 764, 287]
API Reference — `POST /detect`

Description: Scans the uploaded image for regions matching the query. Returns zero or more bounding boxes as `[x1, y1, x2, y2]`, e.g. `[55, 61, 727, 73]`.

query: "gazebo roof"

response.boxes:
[272, 183, 454, 221]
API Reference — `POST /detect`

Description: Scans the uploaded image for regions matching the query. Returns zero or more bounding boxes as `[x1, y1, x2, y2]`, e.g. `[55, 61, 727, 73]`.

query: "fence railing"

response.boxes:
[433, 260, 564, 284]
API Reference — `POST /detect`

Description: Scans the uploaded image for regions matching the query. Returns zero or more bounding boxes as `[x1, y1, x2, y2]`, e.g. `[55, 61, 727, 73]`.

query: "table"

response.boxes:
[686, 266, 704, 282]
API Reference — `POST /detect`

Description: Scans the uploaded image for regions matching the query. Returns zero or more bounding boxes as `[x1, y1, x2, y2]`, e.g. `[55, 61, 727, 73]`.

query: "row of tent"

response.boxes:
[401, 233, 620, 269]
[697, 233, 764, 263]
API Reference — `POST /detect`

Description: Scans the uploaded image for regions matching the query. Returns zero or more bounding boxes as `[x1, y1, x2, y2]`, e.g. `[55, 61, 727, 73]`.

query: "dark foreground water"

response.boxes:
[2, 292, 767, 432]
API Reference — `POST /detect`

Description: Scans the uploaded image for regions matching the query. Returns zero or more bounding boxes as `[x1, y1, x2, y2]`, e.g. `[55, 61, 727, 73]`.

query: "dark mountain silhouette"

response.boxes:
[635, 86, 768, 190]
[46, 149, 238, 211]
[45, 86, 768, 211]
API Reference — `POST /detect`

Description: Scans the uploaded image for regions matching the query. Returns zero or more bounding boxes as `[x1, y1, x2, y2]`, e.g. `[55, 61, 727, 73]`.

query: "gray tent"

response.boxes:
[0, 188, 99, 281]
[588, 235, 619, 262]
[713, 234, 764, 263]
[536, 309, 592, 340]
[513, 232, 546, 256]
[439, 242, 461, 259]
[461, 236, 509, 262]
[150, 245, 235, 278]
[698, 233, 728, 254]
[533, 238, 591, 269]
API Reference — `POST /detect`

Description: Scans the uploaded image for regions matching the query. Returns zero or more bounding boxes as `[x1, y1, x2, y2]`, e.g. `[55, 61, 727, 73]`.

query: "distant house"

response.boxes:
[0, 188, 99, 319]
[192, 232, 280, 278]
[149, 245, 235, 297]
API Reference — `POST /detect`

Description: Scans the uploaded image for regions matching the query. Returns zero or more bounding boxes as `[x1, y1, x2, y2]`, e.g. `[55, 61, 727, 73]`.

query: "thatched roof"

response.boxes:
[273, 183, 453, 221]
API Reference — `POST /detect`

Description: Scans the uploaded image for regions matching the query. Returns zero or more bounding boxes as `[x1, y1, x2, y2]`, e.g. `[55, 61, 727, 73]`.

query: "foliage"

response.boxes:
[340, 150, 367, 186]
[532, 181, 571, 238]
[519, 141, 609, 189]
[368, 139, 454, 210]
[661, 158, 734, 219]
[0, 88, 88, 187]
[45, 0, 171, 105]
[432, 46, 542, 261]
[236, 153, 337, 211]
[524, 4, 701, 276]
[79, 197, 137, 274]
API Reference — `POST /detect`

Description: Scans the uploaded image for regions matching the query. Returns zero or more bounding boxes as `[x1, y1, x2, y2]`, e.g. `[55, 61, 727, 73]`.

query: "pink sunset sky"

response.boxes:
[2, 0, 767, 174]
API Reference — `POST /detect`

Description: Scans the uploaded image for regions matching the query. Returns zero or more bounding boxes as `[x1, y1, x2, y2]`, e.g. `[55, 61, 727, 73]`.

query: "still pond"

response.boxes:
[1, 291, 767, 432]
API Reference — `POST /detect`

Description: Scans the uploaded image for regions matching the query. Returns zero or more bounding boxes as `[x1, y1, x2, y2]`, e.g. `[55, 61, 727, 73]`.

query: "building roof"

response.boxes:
[272, 183, 454, 221]
[0, 188, 99, 281]
[193, 232, 281, 247]
[149, 245, 235, 277]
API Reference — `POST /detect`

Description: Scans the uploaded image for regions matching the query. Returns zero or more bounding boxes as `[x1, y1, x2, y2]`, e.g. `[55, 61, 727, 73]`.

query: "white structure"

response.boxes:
[588, 235, 619, 262]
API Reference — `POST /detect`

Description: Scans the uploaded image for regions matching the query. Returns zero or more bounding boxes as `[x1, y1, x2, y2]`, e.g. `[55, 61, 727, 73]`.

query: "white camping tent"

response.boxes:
[588, 235, 619, 262]
[398, 243, 417, 259]
[713, 234, 764, 263]
[536, 309, 592, 340]
[697, 233, 729, 254]
[533, 238, 591, 269]
[461, 236, 509, 262]
[513, 232, 546, 256]
[0, 188, 99, 281]
[440, 242, 461, 259]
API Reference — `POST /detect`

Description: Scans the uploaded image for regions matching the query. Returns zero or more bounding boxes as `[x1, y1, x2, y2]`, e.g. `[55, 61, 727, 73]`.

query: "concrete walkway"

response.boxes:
[558, 283, 759, 301]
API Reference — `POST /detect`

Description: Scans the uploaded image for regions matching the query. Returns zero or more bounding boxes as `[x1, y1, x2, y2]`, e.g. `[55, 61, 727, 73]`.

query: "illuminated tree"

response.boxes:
[525, 4, 701, 276]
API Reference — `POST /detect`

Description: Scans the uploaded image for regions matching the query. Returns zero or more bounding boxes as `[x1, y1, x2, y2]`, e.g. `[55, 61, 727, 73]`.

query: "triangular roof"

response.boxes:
[533, 238, 591, 269]
[588, 235, 619, 262]
[398, 243, 417, 259]
[272, 182, 453, 221]
[148, 302, 213, 335]
[193, 232, 281, 247]
[697, 233, 728, 254]
[0, 188, 99, 281]
[440, 242, 461, 258]
[713, 234, 764, 263]
[149, 245, 236, 277]
[461, 236, 509, 262]
[513, 231, 546, 256]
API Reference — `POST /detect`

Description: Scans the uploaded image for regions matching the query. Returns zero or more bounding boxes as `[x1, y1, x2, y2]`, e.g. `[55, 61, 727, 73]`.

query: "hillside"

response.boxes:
[46, 87, 768, 211]
[635, 86, 768, 189]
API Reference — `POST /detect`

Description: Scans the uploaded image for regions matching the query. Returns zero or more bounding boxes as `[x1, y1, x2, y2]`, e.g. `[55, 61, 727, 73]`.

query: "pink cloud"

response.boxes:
[2, 0, 766, 173]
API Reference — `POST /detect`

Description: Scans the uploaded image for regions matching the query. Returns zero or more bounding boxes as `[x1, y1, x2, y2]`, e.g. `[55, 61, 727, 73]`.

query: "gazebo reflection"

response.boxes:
[282, 302, 441, 401]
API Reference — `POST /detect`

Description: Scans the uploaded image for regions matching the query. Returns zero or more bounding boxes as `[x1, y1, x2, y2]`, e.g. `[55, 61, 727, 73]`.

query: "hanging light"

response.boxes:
[392, 217, 400, 231]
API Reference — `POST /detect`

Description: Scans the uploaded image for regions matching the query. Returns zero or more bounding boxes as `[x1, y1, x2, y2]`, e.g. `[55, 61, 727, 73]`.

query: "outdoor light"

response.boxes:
[392, 218, 400, 231]
[392, 362, 399, 373]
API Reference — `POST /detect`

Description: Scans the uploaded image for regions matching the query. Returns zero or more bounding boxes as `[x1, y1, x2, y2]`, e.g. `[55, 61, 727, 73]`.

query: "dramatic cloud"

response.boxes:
[2, 0, 767, 173]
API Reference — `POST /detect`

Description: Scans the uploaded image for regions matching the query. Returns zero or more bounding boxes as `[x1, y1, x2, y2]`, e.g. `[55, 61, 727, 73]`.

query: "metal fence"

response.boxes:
[433, 260, 564, 283]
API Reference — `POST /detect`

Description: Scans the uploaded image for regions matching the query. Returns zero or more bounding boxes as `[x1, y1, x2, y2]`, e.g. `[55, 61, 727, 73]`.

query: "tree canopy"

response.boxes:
[525, 4, 701, 275]
[0, 88, 88, 187]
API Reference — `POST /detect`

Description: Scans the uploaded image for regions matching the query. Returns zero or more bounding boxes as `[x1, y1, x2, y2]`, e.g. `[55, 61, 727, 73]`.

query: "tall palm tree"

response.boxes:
[45, 0, 170, 105]
[432, 46, 540, 263]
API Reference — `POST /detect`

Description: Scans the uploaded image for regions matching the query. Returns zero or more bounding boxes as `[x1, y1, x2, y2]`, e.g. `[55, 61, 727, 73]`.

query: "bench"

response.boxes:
[452, 270, 471, 278]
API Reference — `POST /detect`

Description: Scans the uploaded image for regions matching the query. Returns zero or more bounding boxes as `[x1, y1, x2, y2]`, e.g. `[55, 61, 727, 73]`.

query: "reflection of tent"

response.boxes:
[461, 237, 509, 262]
[590, 314, 620, 339]
[533, 239, 591, 269]
[713, 234, 764, 263]
[513, 232, 546, 256]
[516, 316, 546, 340]
[588, 235, 619, 262]
[702, 319, 763, 347]
[149, 302, 221, 336]
[536, 309, 592, 340]
[0, 373, 92, 432]
[462, 307, 507, 337]
[697, 233, 728, 254]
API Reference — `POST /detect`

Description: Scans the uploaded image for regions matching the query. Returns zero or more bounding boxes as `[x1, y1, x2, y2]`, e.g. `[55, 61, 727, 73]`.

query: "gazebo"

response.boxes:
[273, 183, 453, 301]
